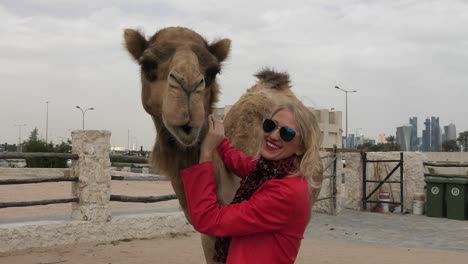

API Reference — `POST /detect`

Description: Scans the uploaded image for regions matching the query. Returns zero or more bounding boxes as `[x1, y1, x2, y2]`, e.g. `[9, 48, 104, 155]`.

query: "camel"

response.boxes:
[123, 26, 322, 263]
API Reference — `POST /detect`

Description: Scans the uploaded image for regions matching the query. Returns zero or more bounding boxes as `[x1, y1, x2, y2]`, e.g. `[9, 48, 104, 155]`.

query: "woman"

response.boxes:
[181, 103, 323, 264]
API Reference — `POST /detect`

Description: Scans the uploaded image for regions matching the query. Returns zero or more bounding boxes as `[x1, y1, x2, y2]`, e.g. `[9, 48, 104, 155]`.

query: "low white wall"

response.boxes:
[0, 212, 192, 253]
[425, 152, 468, 175]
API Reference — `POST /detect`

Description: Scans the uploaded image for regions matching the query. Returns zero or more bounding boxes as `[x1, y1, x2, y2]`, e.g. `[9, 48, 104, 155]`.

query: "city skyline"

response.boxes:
[1, 1, 468, 150]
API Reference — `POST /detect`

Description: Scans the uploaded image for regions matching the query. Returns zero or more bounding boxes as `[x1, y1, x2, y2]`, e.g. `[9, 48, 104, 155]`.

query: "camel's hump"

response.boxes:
[254, 68, 291, 90]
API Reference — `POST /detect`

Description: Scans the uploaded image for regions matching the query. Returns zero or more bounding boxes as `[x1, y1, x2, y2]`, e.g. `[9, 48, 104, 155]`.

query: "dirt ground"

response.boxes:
[1, 233, 467, 264]
[1, 177, 467, 263]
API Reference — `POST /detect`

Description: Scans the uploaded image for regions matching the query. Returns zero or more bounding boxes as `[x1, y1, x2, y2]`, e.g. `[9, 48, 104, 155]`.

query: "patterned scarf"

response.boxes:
[213, 156, 297, 263]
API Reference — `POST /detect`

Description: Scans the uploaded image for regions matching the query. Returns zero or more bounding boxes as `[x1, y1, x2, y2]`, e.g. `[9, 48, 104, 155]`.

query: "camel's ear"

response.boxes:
[124, 29, 148, 62]
[209, 39, 231, 62]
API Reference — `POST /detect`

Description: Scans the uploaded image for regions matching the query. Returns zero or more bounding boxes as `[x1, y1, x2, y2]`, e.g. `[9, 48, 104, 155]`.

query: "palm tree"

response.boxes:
[386, 135, 396, 145]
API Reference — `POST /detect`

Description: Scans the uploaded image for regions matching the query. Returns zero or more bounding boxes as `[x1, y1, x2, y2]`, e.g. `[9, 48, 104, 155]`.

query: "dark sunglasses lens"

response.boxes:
[263, 119, 277, 133]
[280, 127, 296, 142]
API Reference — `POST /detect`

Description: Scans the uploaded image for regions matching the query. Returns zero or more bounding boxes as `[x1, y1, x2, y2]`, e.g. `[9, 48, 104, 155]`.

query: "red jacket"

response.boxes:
[181, 138, 311, 264]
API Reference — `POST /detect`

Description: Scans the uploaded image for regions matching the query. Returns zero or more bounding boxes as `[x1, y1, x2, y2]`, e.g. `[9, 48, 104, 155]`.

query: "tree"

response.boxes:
[21, 127, 72, 168]
[386, 135, 396, 145]
[457, 131, 468, 152]
[442, 140, 460, 152]
[382, 135, 400, 151]
[356, 141, 400, 152]
[54, 139, 72, 153]
[22, 128, 48, 152]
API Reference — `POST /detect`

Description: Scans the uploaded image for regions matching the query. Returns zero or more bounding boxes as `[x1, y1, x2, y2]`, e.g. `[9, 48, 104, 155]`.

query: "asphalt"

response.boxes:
[307, 209, 468, 252]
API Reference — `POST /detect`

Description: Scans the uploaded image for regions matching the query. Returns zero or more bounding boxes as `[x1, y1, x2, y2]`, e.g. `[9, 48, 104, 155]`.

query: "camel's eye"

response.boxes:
[205, 66, 220, 86]
[140, 58, 157, 82]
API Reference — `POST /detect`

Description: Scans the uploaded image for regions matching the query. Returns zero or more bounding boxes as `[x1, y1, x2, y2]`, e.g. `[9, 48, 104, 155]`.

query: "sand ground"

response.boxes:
[1, 176, 467, 263]
[1, 233, 467, 264]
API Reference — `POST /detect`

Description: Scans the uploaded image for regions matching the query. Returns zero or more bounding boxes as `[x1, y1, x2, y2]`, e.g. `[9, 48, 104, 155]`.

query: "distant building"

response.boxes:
[420, 116, 446, 152]
[409, 117, 418, 151]
[396, 124, 413, 151]
[430, 117, 441, 151]
[422, 118, 431, 151]
[444, 123, 457, 142]
[308, 108, 344, 148]
[214, 106, 344, 149]
[1, 143, 17, 152]
[346, 134, 356, 149]
[377, 133, 387, 144]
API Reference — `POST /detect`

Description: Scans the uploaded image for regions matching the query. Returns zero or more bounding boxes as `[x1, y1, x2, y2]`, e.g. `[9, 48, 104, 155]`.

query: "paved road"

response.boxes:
[307, 209, 468, 252]
[2, 208, 467, 252]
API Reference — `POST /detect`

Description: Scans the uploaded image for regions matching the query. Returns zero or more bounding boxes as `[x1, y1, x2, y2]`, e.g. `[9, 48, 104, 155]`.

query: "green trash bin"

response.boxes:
[445, 177, 468, 220]
[425, 176, 446, 218]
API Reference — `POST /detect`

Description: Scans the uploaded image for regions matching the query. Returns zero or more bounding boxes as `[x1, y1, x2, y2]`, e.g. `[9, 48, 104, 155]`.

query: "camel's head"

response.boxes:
[124, 27, 230, 147]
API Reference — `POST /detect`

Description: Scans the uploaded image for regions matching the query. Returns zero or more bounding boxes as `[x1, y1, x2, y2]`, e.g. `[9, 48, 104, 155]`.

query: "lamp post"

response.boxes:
[14, 124, 26, 152]
[46, 101, 50, 144]
[75, 106, 94, 130]
[334, 85, 357, 148]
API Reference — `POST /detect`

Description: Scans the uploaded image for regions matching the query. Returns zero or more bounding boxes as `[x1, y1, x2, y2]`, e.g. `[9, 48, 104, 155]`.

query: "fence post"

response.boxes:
[71, 130, 112, 221]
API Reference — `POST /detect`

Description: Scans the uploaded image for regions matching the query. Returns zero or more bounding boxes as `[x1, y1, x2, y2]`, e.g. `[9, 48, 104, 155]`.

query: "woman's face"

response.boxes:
[260, 109, 303, 161]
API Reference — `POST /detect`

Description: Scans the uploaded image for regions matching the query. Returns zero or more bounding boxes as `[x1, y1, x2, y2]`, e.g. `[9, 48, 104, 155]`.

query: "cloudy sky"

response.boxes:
[1, 0, 467, 150]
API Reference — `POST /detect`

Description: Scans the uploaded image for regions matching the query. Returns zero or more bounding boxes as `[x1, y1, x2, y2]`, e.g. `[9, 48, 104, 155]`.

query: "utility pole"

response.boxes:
[127, 129, 130, 151]
[14, 124, 27, 152]
[334, 86, 357, 148]
[46, 101, 50, 144]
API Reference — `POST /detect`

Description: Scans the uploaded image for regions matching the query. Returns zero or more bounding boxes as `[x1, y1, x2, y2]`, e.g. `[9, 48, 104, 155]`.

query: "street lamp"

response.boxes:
[14, 124, 26, 152]
[334, 85, 357, 148]
[75, 106, 94, 130]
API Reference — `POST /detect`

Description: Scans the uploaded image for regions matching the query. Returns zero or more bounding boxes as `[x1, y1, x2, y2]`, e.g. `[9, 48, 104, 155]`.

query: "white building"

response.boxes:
[444, 123, 457, 142]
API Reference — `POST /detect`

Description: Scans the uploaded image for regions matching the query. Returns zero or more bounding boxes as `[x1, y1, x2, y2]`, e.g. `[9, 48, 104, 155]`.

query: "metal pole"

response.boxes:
[19, 126, 22, 152]
[332, 145, 337, 215]
[46, 101, 50, 144]
[127, 129, 130, 151]
[76, 106, 94, 130]
[362, 152, 367, 210]
[15, 124, 26, 152]
[345, 91, 348, 146]
[334, 86, 357, 148]
[400, 152, 404, 214]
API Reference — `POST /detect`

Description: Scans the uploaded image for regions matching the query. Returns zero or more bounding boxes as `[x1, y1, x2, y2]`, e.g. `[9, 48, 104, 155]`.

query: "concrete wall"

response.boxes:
[425, 152, 468, 175]
[324, 151, 467, 214]
[0, 212, 192, 253]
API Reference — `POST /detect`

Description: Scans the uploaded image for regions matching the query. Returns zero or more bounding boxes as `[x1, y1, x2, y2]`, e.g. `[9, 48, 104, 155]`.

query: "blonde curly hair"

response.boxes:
[269, 102, 323, 206]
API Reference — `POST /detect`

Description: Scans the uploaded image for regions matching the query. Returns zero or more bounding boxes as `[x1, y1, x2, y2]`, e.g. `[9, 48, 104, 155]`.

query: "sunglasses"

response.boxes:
[262, 118, 298, 142]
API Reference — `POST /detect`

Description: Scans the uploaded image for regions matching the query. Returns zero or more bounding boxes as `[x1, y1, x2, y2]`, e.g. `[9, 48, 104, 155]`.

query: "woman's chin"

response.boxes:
[260, 148, 279, 161]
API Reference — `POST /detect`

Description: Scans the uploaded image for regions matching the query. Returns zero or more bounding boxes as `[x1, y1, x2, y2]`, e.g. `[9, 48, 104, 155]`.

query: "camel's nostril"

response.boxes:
[181, 125, 192, 134]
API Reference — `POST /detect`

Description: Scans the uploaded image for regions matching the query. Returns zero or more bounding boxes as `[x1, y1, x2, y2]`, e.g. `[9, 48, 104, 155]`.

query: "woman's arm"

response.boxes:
[181, 161, 297, 237]
[200, 114, 255, 178]
[216, 137, 256, 178]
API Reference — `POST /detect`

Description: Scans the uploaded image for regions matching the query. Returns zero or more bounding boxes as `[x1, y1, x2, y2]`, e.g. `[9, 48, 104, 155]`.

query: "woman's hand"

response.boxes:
[200, 114, 225, 162]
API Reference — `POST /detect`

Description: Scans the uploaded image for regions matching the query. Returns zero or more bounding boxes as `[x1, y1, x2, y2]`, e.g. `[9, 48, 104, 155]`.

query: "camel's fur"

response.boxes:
[124, 27, 303, 264]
